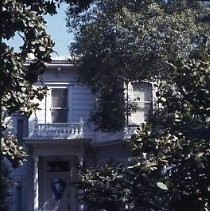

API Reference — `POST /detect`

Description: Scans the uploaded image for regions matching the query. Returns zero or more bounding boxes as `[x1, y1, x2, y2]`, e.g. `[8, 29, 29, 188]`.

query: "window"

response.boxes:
[51, 88, 68, 123]
[131, 82, 152, 124]
[47, 161, 69, 172]
[16, 116, 28, 140]
[17, 119, 24, 140]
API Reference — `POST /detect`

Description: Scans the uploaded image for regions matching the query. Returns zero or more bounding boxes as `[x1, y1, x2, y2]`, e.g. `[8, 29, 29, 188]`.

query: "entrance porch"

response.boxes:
[25, 139, 88, 211]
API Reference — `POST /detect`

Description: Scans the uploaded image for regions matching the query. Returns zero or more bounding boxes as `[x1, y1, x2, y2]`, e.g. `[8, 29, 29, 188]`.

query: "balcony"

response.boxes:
[29, 118, 138, 142]
[33, 121, 84, 139]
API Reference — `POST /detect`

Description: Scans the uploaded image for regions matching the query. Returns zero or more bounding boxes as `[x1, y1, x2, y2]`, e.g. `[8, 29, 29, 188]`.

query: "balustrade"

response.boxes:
[34, 121, 83, 139]
[31, 118, 138, 141]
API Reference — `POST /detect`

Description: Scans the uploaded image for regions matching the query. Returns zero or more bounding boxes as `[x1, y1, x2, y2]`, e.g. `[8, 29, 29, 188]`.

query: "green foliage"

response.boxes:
[0, 0, 55, 116]
[67, 0, 210, 131]
[90, 83, 125, 132]
[2, 131, 27, 168]
[72, 1, 210, 210]
[0, 0, 92, 167]
[0, 0, 93, 167]
[128, 122, 210, 210]
[0, 0, 56, 167]
[131, 46, 210, 211]
[78, 163, 133, 211]
[152, 47, 210, 133]
[78, 49, 210, 210]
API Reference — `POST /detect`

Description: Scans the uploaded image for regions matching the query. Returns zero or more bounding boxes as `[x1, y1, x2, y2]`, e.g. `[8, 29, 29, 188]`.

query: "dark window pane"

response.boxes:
[51, 88, 69, 123]
[52, 88, 68, 108]
[17, 119, 24, 140]
[51, 109, 68, 123]
[47, 161, 69, 172]
[133, 83, 152, 102]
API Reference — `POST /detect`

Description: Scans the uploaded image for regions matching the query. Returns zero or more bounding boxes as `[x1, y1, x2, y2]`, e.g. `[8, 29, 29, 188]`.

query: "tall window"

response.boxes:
[17, 119, 24, 140]
[16, 115, 28, 141]
[131, 82, 152, 124]
[51, 88, 68, 123]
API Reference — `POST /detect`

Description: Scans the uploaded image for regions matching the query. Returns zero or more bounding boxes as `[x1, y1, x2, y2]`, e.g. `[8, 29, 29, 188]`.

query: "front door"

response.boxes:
[42, 160, 77, 211]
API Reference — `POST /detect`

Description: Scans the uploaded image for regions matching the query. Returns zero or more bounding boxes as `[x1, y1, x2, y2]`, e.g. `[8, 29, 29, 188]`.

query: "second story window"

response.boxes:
[17, 118, 24, 140]
[51, 88, 68, 123]
[130, 82, 152, 124]
[15, 114, 28, 141]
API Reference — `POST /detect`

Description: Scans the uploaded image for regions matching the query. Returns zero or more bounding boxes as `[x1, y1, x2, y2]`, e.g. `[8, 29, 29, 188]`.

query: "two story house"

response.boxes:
[10, 59, 153, 211]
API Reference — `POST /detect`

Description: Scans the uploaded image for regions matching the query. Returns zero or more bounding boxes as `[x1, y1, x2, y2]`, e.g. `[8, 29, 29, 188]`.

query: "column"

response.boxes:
[33, 156, 39, 211]
[79, 117, 84, 136]
[78, 156, 84, 211]
[34, 115, 39, 138]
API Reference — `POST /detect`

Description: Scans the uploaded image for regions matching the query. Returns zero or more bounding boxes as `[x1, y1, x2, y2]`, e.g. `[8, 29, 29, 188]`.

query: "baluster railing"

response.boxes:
[32, 118, 138, 140]
[34, 119, 84, 139]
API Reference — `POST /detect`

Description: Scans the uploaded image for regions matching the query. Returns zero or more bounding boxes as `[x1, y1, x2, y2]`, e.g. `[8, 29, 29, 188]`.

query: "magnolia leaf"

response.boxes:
[127, 162, 141, 169]
[39, 46, 46, 52]
[27, 53, 35, 59]
[157, 182, 168, 190]
[28, 21, 35, 27]
[196, 152, 204, 158]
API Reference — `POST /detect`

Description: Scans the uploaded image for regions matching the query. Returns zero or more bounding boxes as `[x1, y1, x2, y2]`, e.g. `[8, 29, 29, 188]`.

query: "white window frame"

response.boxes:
[45, 83, 72, 123]
[129, 81, 152, 125]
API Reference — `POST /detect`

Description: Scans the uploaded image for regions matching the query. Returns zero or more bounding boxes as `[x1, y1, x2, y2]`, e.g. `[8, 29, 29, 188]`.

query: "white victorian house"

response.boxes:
[10, 59, 153, 211]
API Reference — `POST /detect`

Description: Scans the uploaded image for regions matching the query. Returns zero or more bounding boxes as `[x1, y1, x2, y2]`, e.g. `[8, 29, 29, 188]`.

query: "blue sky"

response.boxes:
[8, 3, 73, 57]
[45, 3, 74, 57]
